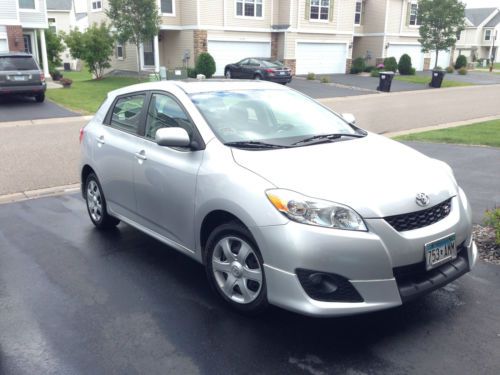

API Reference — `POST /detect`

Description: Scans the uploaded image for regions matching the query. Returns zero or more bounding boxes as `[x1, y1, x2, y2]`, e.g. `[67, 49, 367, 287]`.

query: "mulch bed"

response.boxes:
[473, 225, 500, 265]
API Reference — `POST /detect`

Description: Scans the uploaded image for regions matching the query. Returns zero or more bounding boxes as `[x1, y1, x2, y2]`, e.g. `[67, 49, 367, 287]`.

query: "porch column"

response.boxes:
[40, 29, 50, 77]
[154, 34, 160, 73]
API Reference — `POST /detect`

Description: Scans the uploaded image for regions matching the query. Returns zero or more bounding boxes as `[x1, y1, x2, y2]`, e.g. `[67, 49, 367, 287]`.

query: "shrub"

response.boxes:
[320, 76, 330, 83]
[409, 67, 416, 75]
[195, 52, 216, 78]
[363, 65, 375, 72]
[446, 66, 454, 73]
[50, 69, 63, 81]
[187, 67, 197, 78]
[306, 72, 316, 80]
[376, 63, 384, 69]
[398, 54, 413, 75]
[458, 67, 467, 75]
[59, 77, 73, 87]
[370, 69, 380, 77]
[455, 55, 467, 69]
[350, 57, 366, 74]
[383, 57, 398, 73]
[434, 66, 443, 71]
[484, 208, 500, 245]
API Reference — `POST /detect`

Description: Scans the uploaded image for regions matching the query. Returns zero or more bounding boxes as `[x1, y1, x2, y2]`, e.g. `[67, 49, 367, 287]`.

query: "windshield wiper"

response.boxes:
[224, 141, 289, 149]
[292, 133, 365, 146]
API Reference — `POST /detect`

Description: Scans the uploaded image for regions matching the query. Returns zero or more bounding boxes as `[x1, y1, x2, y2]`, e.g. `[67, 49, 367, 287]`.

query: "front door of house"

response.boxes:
[23, 34, 32, 54]
[143, 39, 154, 67]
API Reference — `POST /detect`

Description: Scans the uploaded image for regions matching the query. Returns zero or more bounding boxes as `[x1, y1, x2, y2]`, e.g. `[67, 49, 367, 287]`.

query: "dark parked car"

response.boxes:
[224, 58, 292, 84]
[0, 52, 46, 102]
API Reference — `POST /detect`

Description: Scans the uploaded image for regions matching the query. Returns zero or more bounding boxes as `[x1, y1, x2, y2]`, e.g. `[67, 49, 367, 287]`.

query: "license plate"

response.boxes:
[14, 76, 26, 81]
[425, 233, 457, 270]
[279, 71, 285, 75]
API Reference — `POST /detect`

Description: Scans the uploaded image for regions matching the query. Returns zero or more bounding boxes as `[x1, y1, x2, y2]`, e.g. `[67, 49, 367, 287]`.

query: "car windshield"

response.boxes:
[0, 56, 38, 71]
[190, 89, 360, 147]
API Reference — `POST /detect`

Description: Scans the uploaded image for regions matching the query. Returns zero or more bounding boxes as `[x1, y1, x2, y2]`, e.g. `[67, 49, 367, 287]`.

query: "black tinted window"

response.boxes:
[145, 93, 194, 140]
[0, 56, 38, 71]
[110, 94, 145, 133]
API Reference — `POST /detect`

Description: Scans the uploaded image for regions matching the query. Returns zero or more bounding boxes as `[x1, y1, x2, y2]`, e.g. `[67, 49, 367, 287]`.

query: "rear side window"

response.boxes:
[110, 94, 145, 134]
[0, 56, 39, 71]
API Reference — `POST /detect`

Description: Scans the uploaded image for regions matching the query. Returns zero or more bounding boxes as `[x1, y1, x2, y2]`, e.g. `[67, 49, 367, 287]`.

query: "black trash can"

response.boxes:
[429, 70, 445, 88]
[377, 71, 395, 92]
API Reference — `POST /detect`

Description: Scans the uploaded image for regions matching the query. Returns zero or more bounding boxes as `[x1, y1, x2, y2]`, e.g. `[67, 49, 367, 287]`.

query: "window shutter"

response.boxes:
[305, 0, 310, 20]
[329, 0, 334, 22]
[406, 2, 411, 26]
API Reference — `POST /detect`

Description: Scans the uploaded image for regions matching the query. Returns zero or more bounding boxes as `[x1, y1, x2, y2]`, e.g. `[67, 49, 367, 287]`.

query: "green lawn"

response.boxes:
[46, 70, 144, 114]
[394, 74, 473, 87]
[394, 119, 500, 148]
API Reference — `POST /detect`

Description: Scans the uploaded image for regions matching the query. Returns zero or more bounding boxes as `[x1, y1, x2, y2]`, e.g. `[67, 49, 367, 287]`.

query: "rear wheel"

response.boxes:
[225, 69, 232, 79]
[205, 222, 268, 314]
[253, 74, 262, 80]
[85, 172, 120, 229]
[35, 93, 45, 103]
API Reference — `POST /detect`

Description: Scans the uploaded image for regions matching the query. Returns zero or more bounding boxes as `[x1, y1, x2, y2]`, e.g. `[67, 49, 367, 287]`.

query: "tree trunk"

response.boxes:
[136, 43, 141, 80]
[434, 49, 439, 69]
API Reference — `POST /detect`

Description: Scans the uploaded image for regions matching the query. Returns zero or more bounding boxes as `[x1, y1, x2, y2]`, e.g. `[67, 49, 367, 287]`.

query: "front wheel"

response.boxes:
[205, 222, 268, 314]
[225, 69, 232, 79]
[85, 172, 120, 229]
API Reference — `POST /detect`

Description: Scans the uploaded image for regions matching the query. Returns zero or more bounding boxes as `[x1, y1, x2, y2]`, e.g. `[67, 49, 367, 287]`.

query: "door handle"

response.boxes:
[135, 150, 147, 161]
[96, 135, 105, 145]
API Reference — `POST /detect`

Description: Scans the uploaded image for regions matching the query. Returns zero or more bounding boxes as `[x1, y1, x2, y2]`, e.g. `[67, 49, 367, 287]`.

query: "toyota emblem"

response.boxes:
[415, 193, 430, 207]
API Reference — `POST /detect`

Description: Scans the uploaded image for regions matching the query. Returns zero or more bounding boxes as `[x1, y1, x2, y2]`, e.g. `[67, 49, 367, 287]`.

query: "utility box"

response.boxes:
[167, 68, 188, 80]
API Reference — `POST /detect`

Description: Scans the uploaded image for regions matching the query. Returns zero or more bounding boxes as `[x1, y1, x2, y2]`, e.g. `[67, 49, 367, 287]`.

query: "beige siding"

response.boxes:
[207, 29, 271, 41]
[178, 0, 197, 25]
[278, 0, 291, 25]
[224, 0, 273, 28]
[400, 1, 420, 34]
[199, 0, 223, 26]
[386, 0, 403, 34]
[108, 42, 139, 72]
[87, 0, 109, 25]
[352, 36, 384, 60]
[160, 30, 194, 68]
[362, 0, 386, 33]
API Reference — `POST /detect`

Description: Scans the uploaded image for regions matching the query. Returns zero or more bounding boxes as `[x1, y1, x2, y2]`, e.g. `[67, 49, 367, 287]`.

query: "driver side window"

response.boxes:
[145, 93, 195, 140]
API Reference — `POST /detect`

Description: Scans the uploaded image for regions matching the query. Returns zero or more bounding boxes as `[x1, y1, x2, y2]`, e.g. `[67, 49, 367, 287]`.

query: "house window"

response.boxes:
[48, 18, 56, 33]
[160, 0, 174, 14]
[91, 0, 102, 11]
[354, 0, 362, 25]
[116, 44, 124, 60]
[485, 29, 491, 41]
[19, 0, 36, 9]
[456, 31, 461, 40]
[236, 0, 263, 18]
[409, 3, 420, 26]
[310, 0, 330, 21]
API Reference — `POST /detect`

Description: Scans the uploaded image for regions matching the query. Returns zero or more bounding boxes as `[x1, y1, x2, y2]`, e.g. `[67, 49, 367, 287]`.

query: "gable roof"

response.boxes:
[46, 0, 72, 11]
[484, 11, 500, 28]
[465, 8, 497, 27]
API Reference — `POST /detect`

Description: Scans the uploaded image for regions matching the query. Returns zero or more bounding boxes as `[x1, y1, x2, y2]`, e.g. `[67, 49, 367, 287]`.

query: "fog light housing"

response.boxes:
[296, 269, 363, 302]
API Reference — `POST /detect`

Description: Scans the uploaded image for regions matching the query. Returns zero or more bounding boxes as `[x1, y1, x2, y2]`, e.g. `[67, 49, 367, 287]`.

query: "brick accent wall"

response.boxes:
[193, 30, 207, 60]
[271, 33, 279, 60]
[6, 26, 24, 52]
[423, 57, 431, 71]
[283, 59, 296, 75]
[345, 58, 352, 74]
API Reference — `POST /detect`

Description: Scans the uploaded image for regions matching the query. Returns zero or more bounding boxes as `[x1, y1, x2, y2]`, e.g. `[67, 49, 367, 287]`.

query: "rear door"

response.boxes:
[93, 92, 148, 219]
[0, 55, 42, 88]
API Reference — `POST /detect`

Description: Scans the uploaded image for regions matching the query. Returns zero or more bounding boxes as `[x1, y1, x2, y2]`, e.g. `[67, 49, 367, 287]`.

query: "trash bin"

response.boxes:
[377, 71, 394, 92]
[159, 66, 167, 81]
[429, 70, 445, 88]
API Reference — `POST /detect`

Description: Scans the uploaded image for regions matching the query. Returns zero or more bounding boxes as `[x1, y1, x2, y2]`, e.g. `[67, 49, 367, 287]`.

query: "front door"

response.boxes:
[133, 92, 204, 250]
[23, 34, 32, 54]
[143, 39, 155, 67]
[93, 93, 147, 219]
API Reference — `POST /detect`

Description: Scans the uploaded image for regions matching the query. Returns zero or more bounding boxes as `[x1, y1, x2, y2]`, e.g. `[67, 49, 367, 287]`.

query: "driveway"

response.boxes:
[0, 95, 78, 122]
[321, 73, 428, 92]
[0, 194, 499, 375]
[288, 77, 371, 98]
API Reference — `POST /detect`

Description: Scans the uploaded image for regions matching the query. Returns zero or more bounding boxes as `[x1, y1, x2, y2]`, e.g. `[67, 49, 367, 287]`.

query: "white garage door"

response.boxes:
[208, 40, 271, 77]
[387, 44, 424, 71]
[296, 43, 347, 75]
[430, 50, 451, 69]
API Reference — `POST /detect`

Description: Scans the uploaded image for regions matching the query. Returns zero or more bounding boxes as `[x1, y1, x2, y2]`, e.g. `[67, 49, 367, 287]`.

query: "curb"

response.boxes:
[0, 115, 93, 129]
[0, 183, 80, 205]
[384, 115, 500, 138]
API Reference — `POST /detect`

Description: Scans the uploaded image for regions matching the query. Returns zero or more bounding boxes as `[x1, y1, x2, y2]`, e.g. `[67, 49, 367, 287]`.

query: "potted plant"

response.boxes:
[60, 77, 73, 88]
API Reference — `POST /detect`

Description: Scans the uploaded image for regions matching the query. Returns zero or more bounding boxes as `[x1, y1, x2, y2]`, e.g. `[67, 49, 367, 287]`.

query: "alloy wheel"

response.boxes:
[87, 180, 103, 223]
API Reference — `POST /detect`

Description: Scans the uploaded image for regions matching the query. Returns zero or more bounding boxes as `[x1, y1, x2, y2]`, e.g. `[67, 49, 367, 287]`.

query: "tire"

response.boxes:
[35, 93, 45, 103]
[205, 222, 268, 314]
[225, 69, 232, 79]
[84, 172, 120, 229]
[254, 74, 262, 80]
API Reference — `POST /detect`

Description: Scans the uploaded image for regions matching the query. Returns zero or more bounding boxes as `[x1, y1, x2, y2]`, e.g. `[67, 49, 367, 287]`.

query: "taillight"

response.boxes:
[40, 71, 45, 82]
[79, 128, 85, 144]
[265, 69, 276, 73]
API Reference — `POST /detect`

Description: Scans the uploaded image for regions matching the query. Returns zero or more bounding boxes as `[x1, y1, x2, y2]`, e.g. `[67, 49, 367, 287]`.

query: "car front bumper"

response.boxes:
[251, 191, 476, 317]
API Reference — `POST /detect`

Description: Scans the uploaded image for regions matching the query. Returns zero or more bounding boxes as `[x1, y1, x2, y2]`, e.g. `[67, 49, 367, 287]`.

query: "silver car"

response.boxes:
[80, 80, 477, 316]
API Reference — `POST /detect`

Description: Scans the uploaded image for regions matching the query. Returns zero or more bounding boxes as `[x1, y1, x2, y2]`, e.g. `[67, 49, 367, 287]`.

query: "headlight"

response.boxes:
[266, 189, 367, 231]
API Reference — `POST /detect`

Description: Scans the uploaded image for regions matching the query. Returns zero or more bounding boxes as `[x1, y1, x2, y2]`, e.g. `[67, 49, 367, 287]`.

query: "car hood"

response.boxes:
[231, 134, 458, 218]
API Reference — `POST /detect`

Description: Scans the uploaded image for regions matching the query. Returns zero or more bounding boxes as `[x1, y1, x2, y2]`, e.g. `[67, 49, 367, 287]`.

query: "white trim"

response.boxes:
[46, 9, 71, 12]
[90, 0, 102, 12]
[354, 0, 362, 26]
[158, 0, 176, 16]
[207, 36, 271, 43]
[235, 0, 264, 19]
[309, 0, 330, 22]
[0, 19, 22, 26]
[296, 39, 349, 46]
[386, 41, 421, 46]
[21, 22, 49, 28]
[116, 43, 124, 60]
[294, 28, 352, 35]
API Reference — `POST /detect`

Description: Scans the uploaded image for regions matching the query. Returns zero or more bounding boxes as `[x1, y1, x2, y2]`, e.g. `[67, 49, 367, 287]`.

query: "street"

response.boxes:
[0, 193, 499, 375]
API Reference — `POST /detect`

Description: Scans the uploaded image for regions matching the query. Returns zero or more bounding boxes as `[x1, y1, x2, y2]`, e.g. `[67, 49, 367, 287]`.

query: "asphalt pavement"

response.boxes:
[0, 95, 78, 122]
[288, 78, 371, 98]
[416, 70, 500, 85]
[0, 194, 499, 375]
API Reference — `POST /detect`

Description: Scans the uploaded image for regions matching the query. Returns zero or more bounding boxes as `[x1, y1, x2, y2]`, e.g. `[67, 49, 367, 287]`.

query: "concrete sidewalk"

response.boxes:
[319, 84, 500, 134]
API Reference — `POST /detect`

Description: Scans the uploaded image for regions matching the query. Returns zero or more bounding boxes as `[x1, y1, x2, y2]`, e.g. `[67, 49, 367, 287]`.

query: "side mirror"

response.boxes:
[341, 113, 356, 125]
[155, 127, 191, 148]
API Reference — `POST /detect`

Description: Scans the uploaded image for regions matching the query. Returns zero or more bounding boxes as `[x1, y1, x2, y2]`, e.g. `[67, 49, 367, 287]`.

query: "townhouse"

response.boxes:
[0, 0, 50, 76]
[455, 8, 499, 63]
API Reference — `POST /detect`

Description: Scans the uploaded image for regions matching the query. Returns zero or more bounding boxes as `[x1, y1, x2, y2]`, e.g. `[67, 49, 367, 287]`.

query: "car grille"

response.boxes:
[384, 198, 452, 232]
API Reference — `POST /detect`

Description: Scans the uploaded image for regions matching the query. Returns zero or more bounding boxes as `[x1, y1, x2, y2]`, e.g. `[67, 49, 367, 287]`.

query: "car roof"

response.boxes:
[108, 79, 288, 97]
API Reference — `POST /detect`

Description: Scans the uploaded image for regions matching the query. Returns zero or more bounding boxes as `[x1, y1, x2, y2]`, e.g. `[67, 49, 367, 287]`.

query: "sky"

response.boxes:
[464, 0, 500, 8]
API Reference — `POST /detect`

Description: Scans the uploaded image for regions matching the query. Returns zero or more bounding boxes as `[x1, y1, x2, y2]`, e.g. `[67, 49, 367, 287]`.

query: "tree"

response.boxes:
[64, 23, 115, 79]
[44, 30, 65, 71]
[106, 0, 161, 77]
[417, 0, 466, 69]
